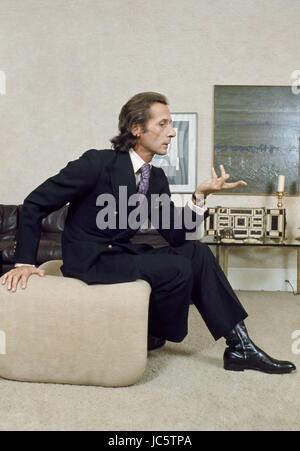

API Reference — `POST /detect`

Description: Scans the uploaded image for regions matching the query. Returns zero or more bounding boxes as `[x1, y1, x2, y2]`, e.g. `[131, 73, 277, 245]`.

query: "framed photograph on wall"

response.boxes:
[214, 85, 300, 195]
[152, 113, 197, 193]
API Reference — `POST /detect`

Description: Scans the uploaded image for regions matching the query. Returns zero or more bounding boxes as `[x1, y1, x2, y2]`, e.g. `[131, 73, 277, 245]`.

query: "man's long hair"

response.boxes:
[110, 92, 168, 152]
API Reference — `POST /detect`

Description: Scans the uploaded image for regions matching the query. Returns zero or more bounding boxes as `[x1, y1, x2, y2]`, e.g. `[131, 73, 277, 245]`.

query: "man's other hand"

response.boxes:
[1, 266, 45, 292]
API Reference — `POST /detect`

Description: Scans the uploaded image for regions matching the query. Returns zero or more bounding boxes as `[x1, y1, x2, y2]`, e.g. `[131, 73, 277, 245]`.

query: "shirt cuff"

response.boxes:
[187, 199, 208, 215]
[14, 263, 36, 268]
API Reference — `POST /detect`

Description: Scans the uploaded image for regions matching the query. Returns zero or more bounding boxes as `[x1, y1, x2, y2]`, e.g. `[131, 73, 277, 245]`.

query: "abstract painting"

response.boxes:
[214, 86, 300, 195]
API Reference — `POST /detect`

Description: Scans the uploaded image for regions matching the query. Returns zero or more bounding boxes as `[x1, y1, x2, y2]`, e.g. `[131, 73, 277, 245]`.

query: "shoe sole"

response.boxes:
[224, 362, 296, 374]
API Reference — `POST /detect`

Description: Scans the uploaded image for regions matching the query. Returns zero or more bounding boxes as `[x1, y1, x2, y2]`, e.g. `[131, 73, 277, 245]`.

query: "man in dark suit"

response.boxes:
[1, 92, 296, 374]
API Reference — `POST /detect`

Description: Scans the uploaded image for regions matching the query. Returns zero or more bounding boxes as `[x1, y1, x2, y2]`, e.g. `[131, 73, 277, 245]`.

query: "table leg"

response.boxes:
[223, 247, 229, 277]
[219, 247, 229, 277]
[297, 249, 300, 295]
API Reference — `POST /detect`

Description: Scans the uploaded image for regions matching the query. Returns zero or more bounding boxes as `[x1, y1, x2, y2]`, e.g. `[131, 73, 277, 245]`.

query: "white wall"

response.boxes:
[1, 0, 300, 290]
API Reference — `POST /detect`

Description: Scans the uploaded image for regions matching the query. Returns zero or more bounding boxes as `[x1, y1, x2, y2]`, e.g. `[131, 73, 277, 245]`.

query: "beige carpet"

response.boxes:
[0, 291, 299, 431]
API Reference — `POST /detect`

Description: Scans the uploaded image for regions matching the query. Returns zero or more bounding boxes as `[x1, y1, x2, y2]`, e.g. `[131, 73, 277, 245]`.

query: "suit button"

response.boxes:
[108, 244, 113, 249]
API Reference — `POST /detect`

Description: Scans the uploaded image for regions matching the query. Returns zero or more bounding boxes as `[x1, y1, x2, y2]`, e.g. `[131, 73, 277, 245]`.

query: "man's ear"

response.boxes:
[131, 122, 143, 137]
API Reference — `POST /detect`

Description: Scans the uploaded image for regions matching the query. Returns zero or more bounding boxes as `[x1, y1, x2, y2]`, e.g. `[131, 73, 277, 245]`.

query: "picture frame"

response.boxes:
[214, 85, 300, 195]
[152, 112, 197, 193]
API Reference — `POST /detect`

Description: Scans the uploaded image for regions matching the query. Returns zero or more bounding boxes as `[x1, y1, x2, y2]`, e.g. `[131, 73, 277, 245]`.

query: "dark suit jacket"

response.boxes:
[14, 149, 206, 284]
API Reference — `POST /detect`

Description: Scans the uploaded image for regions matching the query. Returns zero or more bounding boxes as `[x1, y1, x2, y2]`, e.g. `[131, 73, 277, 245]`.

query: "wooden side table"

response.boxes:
[200, 236, 300, 294]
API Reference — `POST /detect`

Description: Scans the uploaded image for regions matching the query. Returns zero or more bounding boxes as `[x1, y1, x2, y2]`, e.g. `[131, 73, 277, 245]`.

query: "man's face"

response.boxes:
[133, 102, 176, 158]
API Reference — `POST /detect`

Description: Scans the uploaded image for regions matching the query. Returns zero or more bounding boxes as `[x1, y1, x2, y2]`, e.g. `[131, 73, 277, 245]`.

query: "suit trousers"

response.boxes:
[134, 241, 248, 342]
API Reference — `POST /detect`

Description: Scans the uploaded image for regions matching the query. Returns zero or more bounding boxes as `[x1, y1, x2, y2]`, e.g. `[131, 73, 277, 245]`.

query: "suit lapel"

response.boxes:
[109, 151, 137, 205]
[146, 166, 166, 200]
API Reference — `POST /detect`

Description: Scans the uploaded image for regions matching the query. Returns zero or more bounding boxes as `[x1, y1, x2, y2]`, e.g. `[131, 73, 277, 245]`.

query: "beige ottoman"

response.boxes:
[0, 260, 151, 387]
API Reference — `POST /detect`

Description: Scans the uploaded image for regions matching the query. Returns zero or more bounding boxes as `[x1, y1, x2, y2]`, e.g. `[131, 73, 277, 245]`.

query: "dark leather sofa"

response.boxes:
[0, 204, 68, 275]
[0, 204, 167, 275]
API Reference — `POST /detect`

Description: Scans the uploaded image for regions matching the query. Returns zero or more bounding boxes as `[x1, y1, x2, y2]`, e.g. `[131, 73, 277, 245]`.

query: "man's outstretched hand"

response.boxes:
[196, 165, 247, 196]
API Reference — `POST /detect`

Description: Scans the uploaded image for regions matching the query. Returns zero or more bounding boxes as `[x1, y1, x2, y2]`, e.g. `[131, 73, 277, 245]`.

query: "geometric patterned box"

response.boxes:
[205, 207, 286, 240]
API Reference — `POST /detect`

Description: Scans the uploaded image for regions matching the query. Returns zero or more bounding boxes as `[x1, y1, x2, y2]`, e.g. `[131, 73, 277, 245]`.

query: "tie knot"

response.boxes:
[140, 163, 151, 176]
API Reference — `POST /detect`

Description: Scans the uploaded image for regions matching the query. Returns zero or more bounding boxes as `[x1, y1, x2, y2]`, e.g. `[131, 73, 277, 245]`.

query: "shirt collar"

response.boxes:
[129, 148, 152, 174]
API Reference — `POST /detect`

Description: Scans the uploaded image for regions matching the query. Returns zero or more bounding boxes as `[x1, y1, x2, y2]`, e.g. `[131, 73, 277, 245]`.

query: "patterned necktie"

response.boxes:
[138, 163, 151, 194]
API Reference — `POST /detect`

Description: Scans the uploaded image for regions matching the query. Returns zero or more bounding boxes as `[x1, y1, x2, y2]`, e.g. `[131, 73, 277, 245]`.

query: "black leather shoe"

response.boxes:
[148, 335, 166, 351]
[224, 321, 296, 374]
